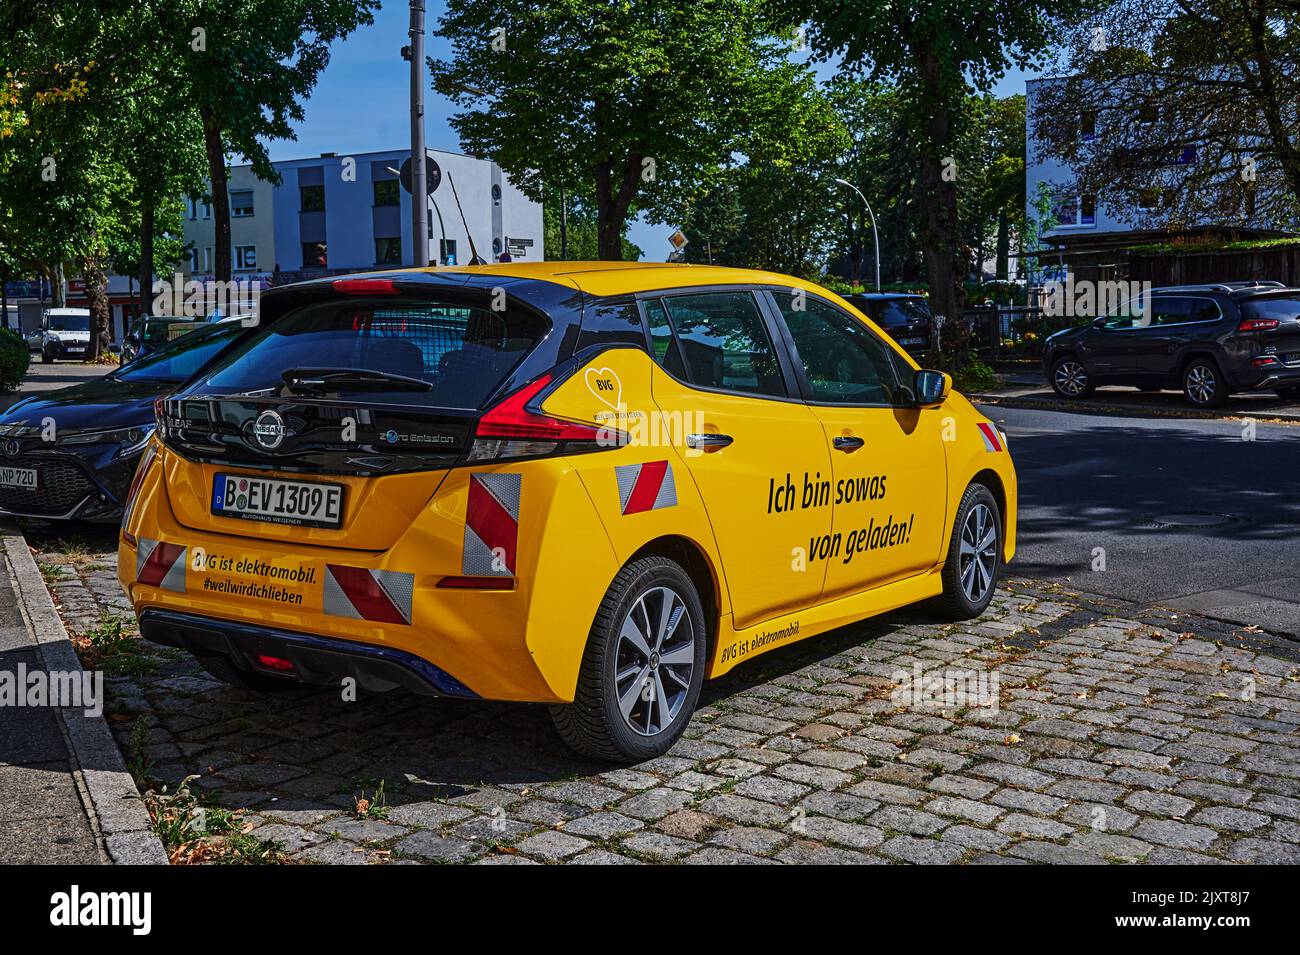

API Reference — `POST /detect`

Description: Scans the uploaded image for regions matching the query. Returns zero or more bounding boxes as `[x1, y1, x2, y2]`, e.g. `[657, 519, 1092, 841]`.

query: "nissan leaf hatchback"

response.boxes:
[119, 263, 1017, 762]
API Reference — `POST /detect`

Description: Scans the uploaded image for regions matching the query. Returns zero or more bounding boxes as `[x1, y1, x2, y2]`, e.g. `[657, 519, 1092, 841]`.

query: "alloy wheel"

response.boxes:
[1186, 364, 1216, 405]
[959, 503, 997, 604]
[1054, 360, 1087, 396]
[614, 586, 696, 737]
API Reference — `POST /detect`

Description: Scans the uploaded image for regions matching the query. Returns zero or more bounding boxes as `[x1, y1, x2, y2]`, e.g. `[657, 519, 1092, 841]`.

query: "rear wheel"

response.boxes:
[933, 483, 1002, 620]
[1050, 356, 1092, 398]
[1183, 358, 1227, 408]
[551, 556, 706, 763]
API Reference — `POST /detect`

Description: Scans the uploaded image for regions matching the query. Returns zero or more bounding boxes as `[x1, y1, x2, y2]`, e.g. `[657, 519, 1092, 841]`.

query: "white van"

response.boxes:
[28, 307, 92, 362]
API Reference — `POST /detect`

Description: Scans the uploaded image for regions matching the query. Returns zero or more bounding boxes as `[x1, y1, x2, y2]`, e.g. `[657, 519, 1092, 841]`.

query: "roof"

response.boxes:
[410, 261, 828, 297]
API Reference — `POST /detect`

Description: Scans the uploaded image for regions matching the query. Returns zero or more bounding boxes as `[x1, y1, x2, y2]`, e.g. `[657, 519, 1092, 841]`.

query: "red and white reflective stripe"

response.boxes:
[976, 422, 1004, 453]
[463, 473, 521, 577]
[136, 538, 187, 592]
[616, 460, 677, 515]
[323, 565, 413, 624]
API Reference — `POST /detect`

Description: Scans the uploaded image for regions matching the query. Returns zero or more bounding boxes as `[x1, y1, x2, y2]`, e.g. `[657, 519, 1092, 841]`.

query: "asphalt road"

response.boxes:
[982, 403, 1300, 637]
[1, 359, 110, 411]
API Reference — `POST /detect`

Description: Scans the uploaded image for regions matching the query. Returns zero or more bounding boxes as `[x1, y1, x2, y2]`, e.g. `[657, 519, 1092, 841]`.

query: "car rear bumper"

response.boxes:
[139, 608, 479, 698]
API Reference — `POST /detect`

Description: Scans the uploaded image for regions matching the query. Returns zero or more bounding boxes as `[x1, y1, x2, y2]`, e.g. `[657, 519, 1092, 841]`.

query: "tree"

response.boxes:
[162, 0, 379, 281]
[785, 0, 1097, 366]
[434, 0, 823, 259]
[1031, 0, 1300, 232]
[543, 187, 643, 260]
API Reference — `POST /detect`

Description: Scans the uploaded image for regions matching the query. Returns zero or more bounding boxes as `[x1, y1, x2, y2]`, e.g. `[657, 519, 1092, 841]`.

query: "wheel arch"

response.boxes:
[626, 534, 722, 658]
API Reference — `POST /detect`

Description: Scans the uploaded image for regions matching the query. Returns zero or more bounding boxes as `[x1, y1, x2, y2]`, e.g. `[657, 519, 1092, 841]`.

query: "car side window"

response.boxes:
[657, 292, 786, 397]
[644, 299, 688, 380]
[772, 292, 903, 405]
[1149, 296, 1220, 325]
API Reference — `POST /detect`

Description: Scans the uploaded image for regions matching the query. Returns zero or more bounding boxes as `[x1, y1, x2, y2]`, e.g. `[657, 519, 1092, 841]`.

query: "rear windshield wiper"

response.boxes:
[281, 367, 433, 393]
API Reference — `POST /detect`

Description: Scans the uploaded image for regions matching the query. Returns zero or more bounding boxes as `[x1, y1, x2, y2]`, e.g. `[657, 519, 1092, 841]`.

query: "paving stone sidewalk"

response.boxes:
[26, 523, 1300, 865]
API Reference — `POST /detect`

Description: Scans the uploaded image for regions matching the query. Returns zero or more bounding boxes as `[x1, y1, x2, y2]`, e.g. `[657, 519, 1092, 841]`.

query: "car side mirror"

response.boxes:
[914, 369, 951, 406]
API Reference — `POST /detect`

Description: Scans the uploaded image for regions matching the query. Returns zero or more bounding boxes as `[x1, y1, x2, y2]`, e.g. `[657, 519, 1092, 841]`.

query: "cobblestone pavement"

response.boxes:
[25, 523, 1300, 865]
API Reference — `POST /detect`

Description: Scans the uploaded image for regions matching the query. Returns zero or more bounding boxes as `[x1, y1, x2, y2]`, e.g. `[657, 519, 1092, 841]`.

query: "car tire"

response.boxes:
[1183, 358, 1227, 408]
[1050, 356, 1093, 398]
[1274, 385, 1300, 401]
[550, 555, 707, 763]
[40, 347, 52, 364]
[933, 483, 1002, 620]
[197, 654, 303, 692]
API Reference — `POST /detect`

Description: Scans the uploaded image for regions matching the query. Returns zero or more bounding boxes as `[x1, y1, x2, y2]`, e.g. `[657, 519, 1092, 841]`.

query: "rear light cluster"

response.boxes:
[468, 374, 625, 462]
[1239, 317, 1280, 332]
[120, 441, 159, 547]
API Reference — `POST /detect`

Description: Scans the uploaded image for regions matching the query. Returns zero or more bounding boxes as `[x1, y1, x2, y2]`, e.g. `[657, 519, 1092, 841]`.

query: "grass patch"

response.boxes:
[144, 775, 293, 865]
[73, 610, 159, 676]
[353, 780, 390, 820]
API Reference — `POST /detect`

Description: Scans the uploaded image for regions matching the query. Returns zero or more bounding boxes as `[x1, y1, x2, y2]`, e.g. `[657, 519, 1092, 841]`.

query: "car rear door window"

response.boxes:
[657, 292, 786, 397]
[1149, 296, 1221, 326]
[772, 293, 904, 405]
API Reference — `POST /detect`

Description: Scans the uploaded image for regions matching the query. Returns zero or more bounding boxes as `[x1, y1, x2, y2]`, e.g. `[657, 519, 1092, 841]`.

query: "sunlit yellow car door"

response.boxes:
[766, 290, 948, 600]
[645, 290, 833, 628]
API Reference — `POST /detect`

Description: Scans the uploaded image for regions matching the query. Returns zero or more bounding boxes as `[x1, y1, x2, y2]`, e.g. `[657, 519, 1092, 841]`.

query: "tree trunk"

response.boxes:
[82, 256, 110, 362]
[138, 201, 155, 319]
[996, 208, 1010, 281]
[200, 106, 232, 282]
[913, 50, 969, 370]
[51, 261, 66, 307]
[595, 154, 643, 261]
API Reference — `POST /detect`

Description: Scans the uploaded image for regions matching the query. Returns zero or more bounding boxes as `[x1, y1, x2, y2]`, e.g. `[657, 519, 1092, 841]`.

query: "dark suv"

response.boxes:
[1042, 283, 1300, 407]
[844, 293, 932, 357]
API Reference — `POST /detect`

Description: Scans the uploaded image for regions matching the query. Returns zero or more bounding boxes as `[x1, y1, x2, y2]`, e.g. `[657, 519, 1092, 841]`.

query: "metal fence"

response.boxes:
[964, 306, 1084, 361]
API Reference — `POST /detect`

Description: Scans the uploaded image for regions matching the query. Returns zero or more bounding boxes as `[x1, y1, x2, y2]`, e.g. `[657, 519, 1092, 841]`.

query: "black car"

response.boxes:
[1042, 284, 1300, 408]
[0, 321, 246, 521]
[121, 315, 208, 363]
[844, 293, 933, 356]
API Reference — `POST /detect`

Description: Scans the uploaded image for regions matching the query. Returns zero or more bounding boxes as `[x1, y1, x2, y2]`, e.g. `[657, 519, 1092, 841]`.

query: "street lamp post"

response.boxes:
[834, 178, 880, 292]
[408, 0, 429, 267]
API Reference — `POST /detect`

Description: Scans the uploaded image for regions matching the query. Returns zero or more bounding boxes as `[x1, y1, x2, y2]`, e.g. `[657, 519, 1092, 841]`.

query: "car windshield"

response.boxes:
[192, 299, 549, 409]
[117, 324, 245, 383]
[48, 313, 89, 332]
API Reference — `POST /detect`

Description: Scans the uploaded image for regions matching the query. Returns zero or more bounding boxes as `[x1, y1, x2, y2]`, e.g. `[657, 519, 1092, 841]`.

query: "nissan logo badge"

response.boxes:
[252, 409, 287, 450]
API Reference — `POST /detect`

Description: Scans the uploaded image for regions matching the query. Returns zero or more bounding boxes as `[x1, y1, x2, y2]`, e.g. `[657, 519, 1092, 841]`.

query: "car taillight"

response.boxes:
[333, 278, 398, 295]
[469, 374, 623, 461]
[120, 442, 159, 547]
[255, 654, 295, 672]
[1239, 317, 1280, 332]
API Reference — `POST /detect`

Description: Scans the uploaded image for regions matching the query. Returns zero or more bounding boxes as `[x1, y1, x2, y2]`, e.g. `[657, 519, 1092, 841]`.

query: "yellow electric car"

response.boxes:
[119, 263, 1016, 762]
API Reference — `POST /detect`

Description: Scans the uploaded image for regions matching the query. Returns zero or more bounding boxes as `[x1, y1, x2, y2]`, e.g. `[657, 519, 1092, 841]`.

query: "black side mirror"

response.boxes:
[914, 369, 951, 406]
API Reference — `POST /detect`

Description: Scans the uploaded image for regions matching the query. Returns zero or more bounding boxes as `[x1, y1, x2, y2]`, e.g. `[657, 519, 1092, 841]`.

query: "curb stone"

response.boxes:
[2, 522, 168, 865]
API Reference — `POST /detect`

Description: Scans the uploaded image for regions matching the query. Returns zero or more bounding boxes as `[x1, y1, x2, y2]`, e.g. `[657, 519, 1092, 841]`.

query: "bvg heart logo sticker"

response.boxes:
[585, 366, 623, 410]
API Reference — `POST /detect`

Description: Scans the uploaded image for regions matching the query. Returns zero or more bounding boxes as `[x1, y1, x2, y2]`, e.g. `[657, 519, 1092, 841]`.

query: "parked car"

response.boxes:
[0, 321, 248, 522]
[120, 264, 1017, 762]
[1042, 284, 1300, 408]
[844, 293, 933, 356]
[121, 315, 209, 363]
[26, 307, 91, 362]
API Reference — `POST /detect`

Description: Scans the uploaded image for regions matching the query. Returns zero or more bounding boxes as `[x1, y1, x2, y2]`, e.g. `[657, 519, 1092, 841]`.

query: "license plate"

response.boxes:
[0, 466, 37, 489]
[211, 473, 343, 528]
[899, 337, 925, 346]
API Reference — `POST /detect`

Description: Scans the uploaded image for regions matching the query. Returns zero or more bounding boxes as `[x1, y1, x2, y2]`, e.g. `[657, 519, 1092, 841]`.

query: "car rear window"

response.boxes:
[1241, 295, 1300, 324]
[862, 299, 930, 328]
[192, 299, 548, 409]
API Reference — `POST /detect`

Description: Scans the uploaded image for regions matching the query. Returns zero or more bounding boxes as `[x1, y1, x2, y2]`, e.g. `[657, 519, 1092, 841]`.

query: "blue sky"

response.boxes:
[277, 2, 1036, 260]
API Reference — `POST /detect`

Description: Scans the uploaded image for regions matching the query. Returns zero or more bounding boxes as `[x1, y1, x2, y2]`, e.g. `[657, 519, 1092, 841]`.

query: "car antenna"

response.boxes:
[446, 170, 486, 265]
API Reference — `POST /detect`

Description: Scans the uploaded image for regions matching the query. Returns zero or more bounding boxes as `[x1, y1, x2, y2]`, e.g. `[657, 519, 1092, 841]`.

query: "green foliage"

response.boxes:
[434, 0, 829, 258]
[0, 327, 29, 392]
[954, 359, 998, 392]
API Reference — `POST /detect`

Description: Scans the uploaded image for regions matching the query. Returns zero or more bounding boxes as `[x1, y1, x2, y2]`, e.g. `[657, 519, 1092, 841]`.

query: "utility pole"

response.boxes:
[559, 186, 568, 260]
[409, 0, 429, 267]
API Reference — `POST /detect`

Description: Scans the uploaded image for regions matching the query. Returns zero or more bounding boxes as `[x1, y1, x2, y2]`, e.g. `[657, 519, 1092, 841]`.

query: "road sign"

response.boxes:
[399, 154, 442, 195]
[668, 229, 688, 252]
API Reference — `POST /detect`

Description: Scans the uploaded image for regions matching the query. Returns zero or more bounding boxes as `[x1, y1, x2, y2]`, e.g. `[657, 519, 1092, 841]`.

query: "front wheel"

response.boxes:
[933, 483, 1002, 620]
[551, 556, 707, 763]
[40, 347, 52, 364]
[1183, 358, 1227, 408]
[1050, 356, 1093, 398]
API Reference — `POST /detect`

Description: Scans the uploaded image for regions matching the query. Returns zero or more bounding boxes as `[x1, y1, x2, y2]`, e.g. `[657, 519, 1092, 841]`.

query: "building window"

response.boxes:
[1051, 191, 1095, 227]
[373, 180, 400, 207]
[300, 184, 325, 212]
[375, 237, 402, 265]
[1080, 195, 1096, 225]
[188, 199, 198, 220]
[302, 242, 327, 269]
[202, 247, 212, 272]
[439, 239, 457, 266]
[231, 191, 254, 217]
[1137, 103, 1158, 126]
[491, 184, 502, 206]
[202, 201, 211, 219]
[189, 248, 200, 273]
[235, 245, 257, 271]
[1080, 111, 1096, 143]
[1138, 188, 1171, 211]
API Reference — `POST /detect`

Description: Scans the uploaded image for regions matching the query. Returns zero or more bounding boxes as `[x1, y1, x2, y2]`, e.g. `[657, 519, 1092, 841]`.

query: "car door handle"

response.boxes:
[833, 436, 865, 452]
[686, 433, 733, 451]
